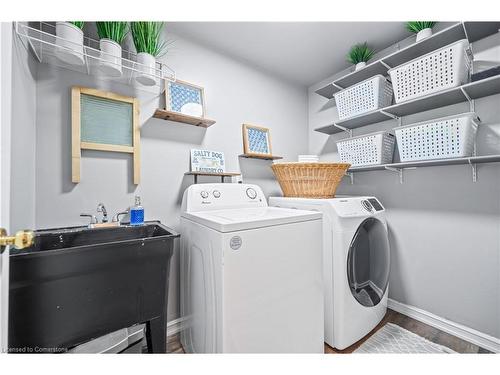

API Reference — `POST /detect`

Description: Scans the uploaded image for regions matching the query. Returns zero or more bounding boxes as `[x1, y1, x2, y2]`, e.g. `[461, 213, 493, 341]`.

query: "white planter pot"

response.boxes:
[99, 39, 123, 77]
[416, 28, 433, 42]
[355, 62, 367, 71]
[55, 22, 85, 66]
[135, 52, 157, 86]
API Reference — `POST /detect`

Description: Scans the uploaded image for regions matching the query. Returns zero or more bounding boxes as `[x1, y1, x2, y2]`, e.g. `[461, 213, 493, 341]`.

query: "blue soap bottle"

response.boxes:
[130, 195, 144, 226]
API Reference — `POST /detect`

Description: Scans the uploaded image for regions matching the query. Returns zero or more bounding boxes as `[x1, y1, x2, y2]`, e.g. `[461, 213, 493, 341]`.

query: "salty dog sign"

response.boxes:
[190, 149, 226, 173]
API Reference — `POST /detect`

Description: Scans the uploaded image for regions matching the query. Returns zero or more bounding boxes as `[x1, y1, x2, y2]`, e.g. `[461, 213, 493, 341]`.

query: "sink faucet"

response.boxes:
[80, 213, 98, 228]
[97, 203, 108, 223]
[112, 210, 129, 224]
[81, 203, 108, 228]
[81, 204, 128, 228]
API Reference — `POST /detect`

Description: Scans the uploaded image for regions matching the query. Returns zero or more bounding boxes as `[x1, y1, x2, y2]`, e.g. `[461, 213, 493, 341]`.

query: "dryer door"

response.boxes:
[347, 218, 390, 307]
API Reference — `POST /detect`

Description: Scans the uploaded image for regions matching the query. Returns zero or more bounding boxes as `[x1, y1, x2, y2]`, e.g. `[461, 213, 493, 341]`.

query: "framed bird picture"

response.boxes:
[242, 124, 273, 158]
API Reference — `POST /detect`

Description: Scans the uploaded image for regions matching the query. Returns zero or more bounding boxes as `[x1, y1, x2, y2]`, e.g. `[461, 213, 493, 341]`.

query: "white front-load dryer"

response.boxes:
[270, 196, 390, 350]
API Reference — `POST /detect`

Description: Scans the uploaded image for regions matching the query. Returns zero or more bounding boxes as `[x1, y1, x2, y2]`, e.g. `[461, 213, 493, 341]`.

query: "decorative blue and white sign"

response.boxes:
[247, 127, 270, 154]
[242, 124, 272, 156]
[167, 80, 205, 117]
[190, 149, 225, 173]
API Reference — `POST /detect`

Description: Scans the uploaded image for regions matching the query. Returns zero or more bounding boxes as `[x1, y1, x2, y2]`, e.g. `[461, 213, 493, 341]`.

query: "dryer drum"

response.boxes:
[347, 218, 390, 307]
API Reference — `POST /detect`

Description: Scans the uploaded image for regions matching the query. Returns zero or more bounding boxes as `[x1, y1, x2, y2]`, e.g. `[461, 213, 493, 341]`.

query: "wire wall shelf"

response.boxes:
[15, 22, 176, 93]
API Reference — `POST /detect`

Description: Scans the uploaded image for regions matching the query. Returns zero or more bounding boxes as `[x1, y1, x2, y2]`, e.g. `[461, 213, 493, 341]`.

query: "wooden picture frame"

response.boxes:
[242, 124, 273, 158]
[165, 79, 206, 118]
[71, 86, 141, 184]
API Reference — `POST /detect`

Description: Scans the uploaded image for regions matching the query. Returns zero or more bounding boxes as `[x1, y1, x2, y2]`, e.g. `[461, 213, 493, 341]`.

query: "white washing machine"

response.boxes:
[270, 196, 390, 350]
[180, 183, 324, 353]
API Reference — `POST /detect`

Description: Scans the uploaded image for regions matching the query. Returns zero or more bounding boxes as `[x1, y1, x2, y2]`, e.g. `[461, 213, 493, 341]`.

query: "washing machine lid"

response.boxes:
[182, 207, 322, 232]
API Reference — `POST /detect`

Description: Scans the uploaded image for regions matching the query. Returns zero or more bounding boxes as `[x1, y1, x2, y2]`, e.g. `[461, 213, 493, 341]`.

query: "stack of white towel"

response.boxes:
[298, 155, 319, 163]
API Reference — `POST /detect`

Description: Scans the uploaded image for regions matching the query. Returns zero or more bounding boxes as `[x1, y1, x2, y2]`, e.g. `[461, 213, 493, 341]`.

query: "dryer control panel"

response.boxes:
[269, 196, 385, 218]
[333, 197, 384, 217]
[367, 198, 384, 211]
[181, 183, 267, 212]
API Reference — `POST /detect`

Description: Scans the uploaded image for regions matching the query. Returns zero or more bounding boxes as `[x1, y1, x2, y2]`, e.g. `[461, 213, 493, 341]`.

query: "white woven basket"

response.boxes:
[337, 131, 395, 166]
[389, 39, 470, 104]
[334, 75, 393, 120]
[395, 112, 478, 162]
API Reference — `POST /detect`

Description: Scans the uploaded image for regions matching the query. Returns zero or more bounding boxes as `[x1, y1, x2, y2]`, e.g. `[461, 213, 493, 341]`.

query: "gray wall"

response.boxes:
[29, 32, 308, 320]
[10, 31, 37, 232]
[308, 32, 500, 339]
[11, 22, 499, 340]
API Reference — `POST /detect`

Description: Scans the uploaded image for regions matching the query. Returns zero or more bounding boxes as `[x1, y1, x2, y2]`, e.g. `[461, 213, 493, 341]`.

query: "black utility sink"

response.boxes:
[9, 221, 179, 353]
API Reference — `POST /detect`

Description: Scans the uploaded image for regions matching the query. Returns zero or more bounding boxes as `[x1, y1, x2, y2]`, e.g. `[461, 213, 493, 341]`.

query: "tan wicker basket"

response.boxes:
[271, 162, 351, 198]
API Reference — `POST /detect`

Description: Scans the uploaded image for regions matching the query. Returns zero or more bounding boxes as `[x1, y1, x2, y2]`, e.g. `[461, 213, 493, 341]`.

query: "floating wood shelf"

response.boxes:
[185, 171, 241, 183]
[315, 22, 500, 99]
[239, 154, 283, 160]
[153, 109, 216, 127]
[315, 75, 500, 135]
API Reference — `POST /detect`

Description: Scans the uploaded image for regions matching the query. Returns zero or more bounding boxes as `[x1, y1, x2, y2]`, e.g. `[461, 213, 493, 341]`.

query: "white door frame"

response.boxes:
[0, 22, 13, 354]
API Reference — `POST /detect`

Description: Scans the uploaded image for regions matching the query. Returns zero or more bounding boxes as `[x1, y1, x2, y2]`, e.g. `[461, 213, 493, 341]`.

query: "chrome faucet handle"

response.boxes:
[97, 203, 108, 223]
[80, 213, 98, 227]
[112, 210, 129, 223]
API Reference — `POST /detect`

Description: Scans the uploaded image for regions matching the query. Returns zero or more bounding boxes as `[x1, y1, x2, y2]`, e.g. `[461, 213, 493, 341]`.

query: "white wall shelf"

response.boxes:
[345, 155, 500, 183]
[315, 22, 500, 100]
[315, 75, 500, 135]
[315, 110, 394, 135]
[15, 22, 176, 93]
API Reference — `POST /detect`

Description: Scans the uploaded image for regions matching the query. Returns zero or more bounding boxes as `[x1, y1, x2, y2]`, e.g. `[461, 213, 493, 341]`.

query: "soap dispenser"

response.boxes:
[130, 195, 144, 226]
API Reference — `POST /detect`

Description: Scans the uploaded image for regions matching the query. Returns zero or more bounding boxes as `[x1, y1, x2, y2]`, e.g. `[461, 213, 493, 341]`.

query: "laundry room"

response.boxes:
[0, 1, 499, 373]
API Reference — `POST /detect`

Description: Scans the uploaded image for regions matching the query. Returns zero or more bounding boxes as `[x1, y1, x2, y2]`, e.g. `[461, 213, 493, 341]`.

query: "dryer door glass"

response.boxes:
[347, 218, 390, 307]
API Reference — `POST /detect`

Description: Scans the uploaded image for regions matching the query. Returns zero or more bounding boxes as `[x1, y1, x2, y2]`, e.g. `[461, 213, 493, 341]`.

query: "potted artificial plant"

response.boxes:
[347, 42, 374, 71]
[55, 21, 85, 66]
[130, 22, 168, 86]
[406, 22, 436, 42]
[96, 22, 129, 77]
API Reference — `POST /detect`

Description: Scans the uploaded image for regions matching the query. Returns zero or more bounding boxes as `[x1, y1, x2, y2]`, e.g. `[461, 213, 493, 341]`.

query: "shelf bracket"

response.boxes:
[384, 166, 417, 184]
[379, 110, 401, 126]
[461, 22, 470, 43]
[333, 123, 353, 138]
[460, 87, 475, 112]
[345, 172, 354, 185]
[385, 166, 404, 184]
[83, 52, 90, 75]
[332, 82, 344, 90]
[380, 60, 392, 69]
[468, 159, 478, 183]
[14, 23, 41, 62]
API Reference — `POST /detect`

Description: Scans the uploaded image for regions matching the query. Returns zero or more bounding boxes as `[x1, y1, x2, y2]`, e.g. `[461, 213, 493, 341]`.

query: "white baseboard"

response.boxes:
[166, 316, 188, 337]
[388, 298, 500, 353]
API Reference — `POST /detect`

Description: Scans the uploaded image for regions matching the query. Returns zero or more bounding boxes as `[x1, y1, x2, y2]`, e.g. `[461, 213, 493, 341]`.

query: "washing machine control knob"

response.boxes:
[246, 188, 257, 199]
[362, 200, 373, 212]
[200, 191, 209, 199]
[213, 190, 221, 198]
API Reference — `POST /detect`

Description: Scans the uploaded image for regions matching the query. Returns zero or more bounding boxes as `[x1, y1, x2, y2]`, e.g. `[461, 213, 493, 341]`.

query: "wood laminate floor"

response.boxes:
[324, 309, 491, 353]
[165, 309, 492, 354]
